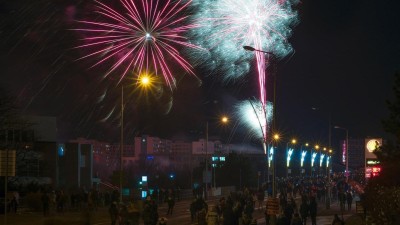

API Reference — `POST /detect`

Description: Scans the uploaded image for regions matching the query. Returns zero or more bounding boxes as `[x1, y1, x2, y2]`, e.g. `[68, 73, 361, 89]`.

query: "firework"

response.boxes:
[75, 0, 201, 88]
[192, 0, 297, 143]
[190, 0, 298, 81]
[234, 99, 273, 141]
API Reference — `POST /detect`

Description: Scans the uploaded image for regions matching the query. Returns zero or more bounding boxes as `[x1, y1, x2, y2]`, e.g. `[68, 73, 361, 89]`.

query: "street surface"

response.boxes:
[0, 196, 359, 225]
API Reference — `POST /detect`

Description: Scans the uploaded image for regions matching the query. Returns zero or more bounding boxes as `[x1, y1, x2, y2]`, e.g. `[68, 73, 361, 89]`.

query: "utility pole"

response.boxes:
[120, 86, 124, 202]
[204, 122, 209, 200]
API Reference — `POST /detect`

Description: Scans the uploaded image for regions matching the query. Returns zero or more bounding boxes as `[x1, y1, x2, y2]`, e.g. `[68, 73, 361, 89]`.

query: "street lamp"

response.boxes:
[326, 148, 333, 209]
[334, 126, 349, 182]
[243, 45, 273, 54]
[204, 115, 230, 199]
[243, 45, 278, 195]
[212, 116, 229, 189]
[271, 133, 280, 196]
[119, 74, 153, 201]
[243, 46, 276, 130]
[221, 116, 229, 124]
[286, 138, 296, 178]
[326, 149, 333, 176]
[205, 121, 209, 199]
[120, 86, 124, 202]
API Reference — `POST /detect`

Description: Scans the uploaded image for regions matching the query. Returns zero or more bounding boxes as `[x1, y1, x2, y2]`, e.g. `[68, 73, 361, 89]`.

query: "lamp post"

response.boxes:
[326, 148, 333, 209]
[334, 126, 349, 182]
[243, 46, 276, 129]
[119, 75, 152, 202]
[243, 44, 281, 225]
[286, 139, 296, 178]
[319, 147, 327, 176]
[205, 121, 209, 200]
[271, 133, 280, 197]
[213, 116, 229, 190]
[120, 86, 124, 202]
[243, 45, 277, 192]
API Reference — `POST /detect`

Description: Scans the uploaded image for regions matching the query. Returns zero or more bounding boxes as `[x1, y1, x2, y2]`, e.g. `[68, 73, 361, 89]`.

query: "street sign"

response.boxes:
[0, 150, 16, 177]
[266, 197, 280, 215]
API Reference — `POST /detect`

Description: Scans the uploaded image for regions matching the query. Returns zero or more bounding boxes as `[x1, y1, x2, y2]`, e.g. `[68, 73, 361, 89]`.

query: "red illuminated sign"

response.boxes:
[366, 166, 381, 178]
[372, 166, 381, 177]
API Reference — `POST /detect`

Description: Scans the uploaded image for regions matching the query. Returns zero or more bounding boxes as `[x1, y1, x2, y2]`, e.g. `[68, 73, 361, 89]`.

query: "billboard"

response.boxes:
[365, 138, 382, 179]
[365, 165, 381, 178]
[365, 138, 382, 159]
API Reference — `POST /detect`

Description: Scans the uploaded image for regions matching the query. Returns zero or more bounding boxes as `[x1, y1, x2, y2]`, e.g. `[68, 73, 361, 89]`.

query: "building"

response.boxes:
[0, 116, 57, 186]
[1, 113, 266, 190]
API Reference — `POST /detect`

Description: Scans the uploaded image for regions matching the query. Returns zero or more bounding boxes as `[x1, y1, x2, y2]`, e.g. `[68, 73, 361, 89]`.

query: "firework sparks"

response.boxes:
[190, 0, 298, 79]
[191, 0, 297, 95]
[192, 0, 297, 142]
[234, 99, 273, 141]
[75, 0, 201, 88]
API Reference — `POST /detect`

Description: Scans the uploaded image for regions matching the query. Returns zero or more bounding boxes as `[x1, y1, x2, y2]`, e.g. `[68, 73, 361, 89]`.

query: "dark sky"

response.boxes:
[0, 0, 399, 150]
[276, 0, 399, 144]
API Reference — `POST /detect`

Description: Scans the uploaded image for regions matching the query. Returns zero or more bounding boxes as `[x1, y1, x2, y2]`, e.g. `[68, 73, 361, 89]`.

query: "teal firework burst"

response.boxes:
[190, 0, 298, 81]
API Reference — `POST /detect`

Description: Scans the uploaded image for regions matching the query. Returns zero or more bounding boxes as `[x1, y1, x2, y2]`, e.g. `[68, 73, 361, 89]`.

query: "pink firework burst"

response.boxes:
[75, 0, 200, 88]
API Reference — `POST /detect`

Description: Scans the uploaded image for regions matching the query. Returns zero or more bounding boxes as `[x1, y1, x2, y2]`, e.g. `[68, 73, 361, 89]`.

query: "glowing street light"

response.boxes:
[269, 134, 280, 168]
[269, 134, 280, 163]
[119, 74, 154, 201]
[267, 134, 279, 170]
[138, 74, 156, 90]
[221, 116, 229, 124]
[270, 133, 280, 196]
[140, 76, 150, 85]
[212, 116, 230, 189]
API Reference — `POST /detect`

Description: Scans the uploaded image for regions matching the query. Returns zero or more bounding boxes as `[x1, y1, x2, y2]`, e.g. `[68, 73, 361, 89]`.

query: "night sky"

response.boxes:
[0, 0, 399, 150]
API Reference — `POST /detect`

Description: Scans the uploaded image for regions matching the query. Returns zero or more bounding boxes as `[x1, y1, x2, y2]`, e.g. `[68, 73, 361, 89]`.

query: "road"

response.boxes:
[0, 196, 358, 225]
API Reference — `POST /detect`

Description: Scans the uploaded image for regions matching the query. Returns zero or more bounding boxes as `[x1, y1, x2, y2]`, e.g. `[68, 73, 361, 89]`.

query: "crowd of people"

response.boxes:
[3, 174, 357, 225]
[38, 188, 120, 216]
[263, 174, 356, 225]
[190, 189, 258, 225]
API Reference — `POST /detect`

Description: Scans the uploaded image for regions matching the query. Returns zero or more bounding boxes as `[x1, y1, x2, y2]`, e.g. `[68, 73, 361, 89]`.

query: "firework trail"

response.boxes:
[191, 0, 298, 141]
[75, 0, 201, 88]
